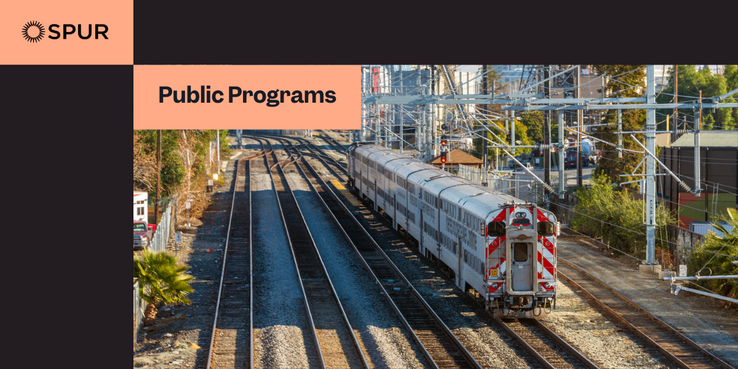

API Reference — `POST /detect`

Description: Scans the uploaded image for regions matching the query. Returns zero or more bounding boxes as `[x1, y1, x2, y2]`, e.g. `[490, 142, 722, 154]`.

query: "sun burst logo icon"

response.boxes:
[22, 21, 45, 43]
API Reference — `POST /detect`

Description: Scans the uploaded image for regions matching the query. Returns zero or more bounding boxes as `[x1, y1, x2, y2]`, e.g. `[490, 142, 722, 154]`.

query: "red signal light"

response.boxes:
[441, 152, 447, 163]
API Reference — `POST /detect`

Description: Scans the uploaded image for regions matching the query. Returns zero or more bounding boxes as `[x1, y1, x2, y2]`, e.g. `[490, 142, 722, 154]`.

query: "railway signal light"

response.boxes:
[441, 135, 448, 146]
[441, 152, 447, 163]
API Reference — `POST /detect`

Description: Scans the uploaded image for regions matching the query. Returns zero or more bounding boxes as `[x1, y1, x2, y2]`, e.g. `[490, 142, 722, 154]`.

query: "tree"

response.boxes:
[687, 208, 738, 304]
[520, 111, 544, 144]
[474, 118, 533, 157]
[510, 118, 533, 156]
[134, 250, 194, 325]
[723, 65, 738, 130]
[133, 131, 158, 192]
[657, 65, 735, 131]
[133, 130, 232, 197]
[703, 113, 715, 130]
[591, 65, 647, 188]
[137, 130, 186, 197]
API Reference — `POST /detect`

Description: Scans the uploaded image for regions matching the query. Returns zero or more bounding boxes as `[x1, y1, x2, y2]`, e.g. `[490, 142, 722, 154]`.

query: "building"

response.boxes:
[657, 131, 738, 228]
[429, 148, 483, 173]
[134, 191, 148, 222]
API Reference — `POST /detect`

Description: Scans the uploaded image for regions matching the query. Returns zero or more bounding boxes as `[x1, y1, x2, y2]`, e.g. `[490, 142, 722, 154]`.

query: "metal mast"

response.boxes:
[643, 65, 658, 270]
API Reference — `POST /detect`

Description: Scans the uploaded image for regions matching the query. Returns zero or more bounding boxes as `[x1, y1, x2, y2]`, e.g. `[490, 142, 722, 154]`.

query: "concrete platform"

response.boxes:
[638, 263, 662, 275]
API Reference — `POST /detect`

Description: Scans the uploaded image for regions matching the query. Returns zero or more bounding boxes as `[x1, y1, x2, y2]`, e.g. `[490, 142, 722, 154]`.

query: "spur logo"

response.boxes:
[22, 21, 109, 43]
[22, 21, 45, 43]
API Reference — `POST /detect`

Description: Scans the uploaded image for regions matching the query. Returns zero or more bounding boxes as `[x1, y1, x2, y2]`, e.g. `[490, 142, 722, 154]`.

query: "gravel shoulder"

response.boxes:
[134, 142, 248, 369]
[554, 233, 738, 367]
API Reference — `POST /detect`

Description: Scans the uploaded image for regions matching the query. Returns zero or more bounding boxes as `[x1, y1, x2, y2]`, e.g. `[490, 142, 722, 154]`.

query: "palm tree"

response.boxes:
[133, 250, 194, 325]
[689, 208, 738, 304]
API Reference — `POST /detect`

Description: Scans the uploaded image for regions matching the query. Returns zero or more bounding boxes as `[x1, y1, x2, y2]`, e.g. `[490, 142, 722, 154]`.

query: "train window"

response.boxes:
[514, 243, 528, 262]
[487, 221, 505, 237]
[538, 222, 555, 237]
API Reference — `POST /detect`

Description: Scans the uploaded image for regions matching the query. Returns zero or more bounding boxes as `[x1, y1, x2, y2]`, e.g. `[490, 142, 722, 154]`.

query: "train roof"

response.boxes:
[394, 161, 436, 178]
[356, 145, 406, 163]
[352, 145, 554, 221]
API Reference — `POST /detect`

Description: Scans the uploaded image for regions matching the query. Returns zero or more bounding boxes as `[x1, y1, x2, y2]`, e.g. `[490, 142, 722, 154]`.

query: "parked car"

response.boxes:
[564, 150, 589, 169]
[134, 220, 153, 250]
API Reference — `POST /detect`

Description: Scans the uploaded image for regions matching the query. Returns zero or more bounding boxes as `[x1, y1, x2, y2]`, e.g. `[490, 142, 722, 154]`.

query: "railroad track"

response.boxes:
[266, 134, 348, 181]
[318, 130, 348, 154]
[296, 136, 607, 369]
[259, 136, 369, 369]
[206, 148, 265, 369]
[280, 137, 482, 369]
[494, 316, 598, 369]
[558, 257, 736, 369]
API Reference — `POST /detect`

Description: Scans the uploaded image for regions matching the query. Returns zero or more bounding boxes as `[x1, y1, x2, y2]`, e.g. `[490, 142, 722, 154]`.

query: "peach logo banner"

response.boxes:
[1, 0, 133, 64]
[134, 65, 360, 130]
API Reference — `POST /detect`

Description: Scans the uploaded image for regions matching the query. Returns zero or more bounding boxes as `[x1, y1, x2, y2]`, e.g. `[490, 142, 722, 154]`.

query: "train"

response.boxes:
[347, 144, 559, 317]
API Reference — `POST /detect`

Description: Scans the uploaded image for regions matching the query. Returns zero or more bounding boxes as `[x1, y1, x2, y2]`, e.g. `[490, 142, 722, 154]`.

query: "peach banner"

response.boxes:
[134, 65, 360, 130]
[0, 0, 132, 65]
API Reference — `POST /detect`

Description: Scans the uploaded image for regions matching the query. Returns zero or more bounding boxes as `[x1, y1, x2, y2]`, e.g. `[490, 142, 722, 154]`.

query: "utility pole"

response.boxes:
[399, 66, 404, 154]
[558, 110, 565, 198]
[155, 130, 161, 225]
[510, 110, 516, 156]
[694, 91, 702, 200]
[674, 65, 679, 143]
[543, 65, 551, 185]
[641, 65, 659, 272]
[577, 66, 583, 188]
[482, 65, 488, 186]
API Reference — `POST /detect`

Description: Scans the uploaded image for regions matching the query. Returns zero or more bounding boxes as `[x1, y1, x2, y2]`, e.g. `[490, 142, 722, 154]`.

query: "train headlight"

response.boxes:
[491, 282, 498, 288]
[544, 282, 551, 289]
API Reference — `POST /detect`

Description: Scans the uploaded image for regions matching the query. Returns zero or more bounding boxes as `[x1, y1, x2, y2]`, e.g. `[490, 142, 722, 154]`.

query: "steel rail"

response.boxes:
[206, 146, 265, 369]
[496, 316, 600, 369]
[262, 138, 326, 368]
[260, 136, 369, 369]
[558, 257, 735, 369]
[276, 137, 371, 369]
[526, 318, 599, 369]
[305, 133, 599, 369]
[458, 290, 600, 369]
[317, 130, 348, 153]
[292, 137, 482, 369]
[282, 137, 438, 368]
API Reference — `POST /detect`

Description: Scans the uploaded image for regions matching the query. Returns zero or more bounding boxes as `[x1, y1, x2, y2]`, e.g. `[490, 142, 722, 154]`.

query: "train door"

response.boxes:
[511, 242, 534, 291]
[457, 237, 463, 288]
[392, 193, 397, 229]
[373, 179, 377, 211]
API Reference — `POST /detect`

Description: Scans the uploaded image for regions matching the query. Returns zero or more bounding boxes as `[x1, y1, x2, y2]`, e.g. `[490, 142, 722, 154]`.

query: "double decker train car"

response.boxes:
[347, 144, 559, 316]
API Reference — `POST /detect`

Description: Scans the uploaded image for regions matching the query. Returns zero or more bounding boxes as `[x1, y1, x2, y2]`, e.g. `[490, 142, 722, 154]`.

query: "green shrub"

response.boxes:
[686, 209, 738, 300]
[571, 174, 676, 254]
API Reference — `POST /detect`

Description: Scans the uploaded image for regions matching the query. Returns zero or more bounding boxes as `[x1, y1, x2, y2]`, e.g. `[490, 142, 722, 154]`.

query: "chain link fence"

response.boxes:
[457, 164, 570, 207]
[134, 279, 144, 350]
[134, 198, 175, 349]
[148, 200, 174, 253]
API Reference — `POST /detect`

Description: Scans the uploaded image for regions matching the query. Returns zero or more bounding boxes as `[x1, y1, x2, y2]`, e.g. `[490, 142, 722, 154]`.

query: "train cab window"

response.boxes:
[537, 222, 555, 237]
[487, 221, 505, 237]
[513, 243, 528, 262]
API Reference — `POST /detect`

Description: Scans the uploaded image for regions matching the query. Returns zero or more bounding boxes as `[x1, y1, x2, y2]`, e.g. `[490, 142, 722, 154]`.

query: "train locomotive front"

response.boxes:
[347, 143, 558, 317]
[484, 202, 558, 316]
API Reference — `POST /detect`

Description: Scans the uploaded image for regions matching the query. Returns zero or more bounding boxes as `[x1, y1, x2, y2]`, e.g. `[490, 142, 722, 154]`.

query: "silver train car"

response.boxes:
[347, 144, 559, 316]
